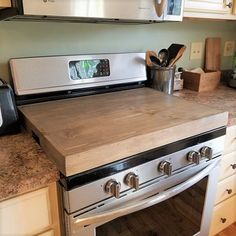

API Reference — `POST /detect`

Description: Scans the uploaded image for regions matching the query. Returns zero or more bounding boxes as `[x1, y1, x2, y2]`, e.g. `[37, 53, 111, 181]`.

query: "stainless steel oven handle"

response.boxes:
[74, 160, 219, 227]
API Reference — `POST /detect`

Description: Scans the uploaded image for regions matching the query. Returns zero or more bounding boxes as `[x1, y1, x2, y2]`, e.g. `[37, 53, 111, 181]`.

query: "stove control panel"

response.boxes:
[69, 59, 110, 80]
[103, 143, 222, 199]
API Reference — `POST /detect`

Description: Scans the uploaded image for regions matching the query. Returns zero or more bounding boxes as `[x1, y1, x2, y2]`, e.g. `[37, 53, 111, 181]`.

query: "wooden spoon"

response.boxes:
[168, 45, 186, 68]
[146, 51, 159, 67]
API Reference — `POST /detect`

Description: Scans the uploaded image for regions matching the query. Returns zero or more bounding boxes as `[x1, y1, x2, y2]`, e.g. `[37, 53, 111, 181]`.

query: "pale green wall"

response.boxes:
[0, 19, 236, 83]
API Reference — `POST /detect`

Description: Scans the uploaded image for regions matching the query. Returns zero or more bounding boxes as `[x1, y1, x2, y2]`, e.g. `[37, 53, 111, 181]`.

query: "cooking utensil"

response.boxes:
[167, 44, 186, 66]
[146, 51, 157, 67]
[205, 38, 221, 71]
[168, 45, 186, 68]
[150, 56, 161, 67]
[146, 51, 161, 67]
[158, 48, 169, 66]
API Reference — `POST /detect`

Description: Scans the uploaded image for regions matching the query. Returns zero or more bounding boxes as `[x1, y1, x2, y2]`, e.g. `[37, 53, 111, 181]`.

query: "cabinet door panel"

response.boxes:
[219, 151, 236, 181]
[224, 125, 236, 155]
[215, 174, 236, 204]
[185, 0, 229, 14]
[0, 188, 51, 235]
[210, 196, 236, 235]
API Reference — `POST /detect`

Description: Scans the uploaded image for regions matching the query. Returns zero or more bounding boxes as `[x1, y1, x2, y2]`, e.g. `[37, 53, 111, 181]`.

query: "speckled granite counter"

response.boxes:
[174, 84, 236, 126]
[0, 132, 59, 201]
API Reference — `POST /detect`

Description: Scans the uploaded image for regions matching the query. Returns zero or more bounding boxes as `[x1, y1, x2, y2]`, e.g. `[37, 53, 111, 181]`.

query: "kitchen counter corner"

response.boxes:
[0, 132, 59, 201]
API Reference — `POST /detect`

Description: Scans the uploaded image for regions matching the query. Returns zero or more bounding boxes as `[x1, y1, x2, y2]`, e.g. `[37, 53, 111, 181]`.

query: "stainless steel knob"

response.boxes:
[124, 172, 139, 190]
[200, 146, 213, 160]
[105, 180, 121, 199]
[187, 151, 201, 165]
[158, 161, 172, 176]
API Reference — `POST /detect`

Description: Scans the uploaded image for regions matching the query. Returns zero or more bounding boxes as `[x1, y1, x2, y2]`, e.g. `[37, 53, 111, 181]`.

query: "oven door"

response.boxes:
[65, 159, 220, 236]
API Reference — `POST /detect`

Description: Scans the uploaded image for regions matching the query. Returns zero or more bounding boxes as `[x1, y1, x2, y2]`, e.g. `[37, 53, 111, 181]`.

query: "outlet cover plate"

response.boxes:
[224, 41, 235, 57]
[190, 42, 203, 60]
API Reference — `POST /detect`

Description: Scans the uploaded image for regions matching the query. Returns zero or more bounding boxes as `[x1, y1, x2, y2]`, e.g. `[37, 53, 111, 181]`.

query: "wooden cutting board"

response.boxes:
[19, 88, 228, 176]
[205, 37, 221, 71]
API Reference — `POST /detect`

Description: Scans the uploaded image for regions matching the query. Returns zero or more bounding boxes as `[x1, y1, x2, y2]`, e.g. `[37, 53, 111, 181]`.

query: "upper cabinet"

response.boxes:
[184, 0, 236, 20]
[0, 0, 11, 9]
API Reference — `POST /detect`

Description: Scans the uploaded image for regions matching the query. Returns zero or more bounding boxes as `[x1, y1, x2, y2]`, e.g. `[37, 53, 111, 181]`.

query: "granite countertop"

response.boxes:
[174, 84, 236, 126]
[0, 132, 59, 201]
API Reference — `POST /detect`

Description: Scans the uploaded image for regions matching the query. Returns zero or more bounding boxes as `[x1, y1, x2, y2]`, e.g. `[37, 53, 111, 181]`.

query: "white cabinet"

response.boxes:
[184, 0, 236, 20]
[0, 183, 61, 236]
[210, 125, 236, 235]
[0, 0, 11, 9]
[210, 195, 236, 235]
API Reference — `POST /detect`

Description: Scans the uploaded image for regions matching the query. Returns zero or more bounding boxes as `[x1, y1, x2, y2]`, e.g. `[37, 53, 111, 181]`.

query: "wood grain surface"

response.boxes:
[215, 222, 236, 236]
[205, 38, 221, 71]
[19, 88, 228, 176]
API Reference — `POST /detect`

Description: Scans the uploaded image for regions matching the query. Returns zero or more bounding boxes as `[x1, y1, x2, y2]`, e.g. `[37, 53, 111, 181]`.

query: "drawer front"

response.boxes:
[215, 174, 236, 204]
[0, 187, 51, 235]
[224, 125, 236, 155]
[219, 151, 236, 181]
[210, 195, 236, 236]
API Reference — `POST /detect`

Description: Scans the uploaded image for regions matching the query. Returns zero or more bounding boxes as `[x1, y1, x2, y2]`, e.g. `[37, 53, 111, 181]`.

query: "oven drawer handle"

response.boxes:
[74, 160, 219, 228]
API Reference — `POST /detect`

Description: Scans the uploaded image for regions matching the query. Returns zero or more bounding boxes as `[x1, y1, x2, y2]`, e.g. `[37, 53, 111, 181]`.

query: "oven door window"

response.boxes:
[97, 177, 207, 236]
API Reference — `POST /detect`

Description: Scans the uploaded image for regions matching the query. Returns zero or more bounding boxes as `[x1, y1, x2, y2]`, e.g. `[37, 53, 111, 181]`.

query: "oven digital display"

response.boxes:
[69, 59, 110, 80]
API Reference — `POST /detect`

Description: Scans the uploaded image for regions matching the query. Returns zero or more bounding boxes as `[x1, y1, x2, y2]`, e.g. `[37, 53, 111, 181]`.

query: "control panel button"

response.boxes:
[187, 151, 201, 165]
[158, 161, 172, 176]
[124, 172, 139, 190]
[200, 146, 213, 160]
[105, 180, 121, 199]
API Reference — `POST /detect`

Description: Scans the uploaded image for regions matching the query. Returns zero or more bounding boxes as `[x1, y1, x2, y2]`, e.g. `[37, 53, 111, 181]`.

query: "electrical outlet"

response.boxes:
[224, 41, 235, 56]
[190, 42, 203, 60]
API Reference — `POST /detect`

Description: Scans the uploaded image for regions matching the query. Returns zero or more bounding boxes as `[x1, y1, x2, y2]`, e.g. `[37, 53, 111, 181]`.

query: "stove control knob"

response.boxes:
[158, 161, 172, 176]
[105, 180, 121, 199]
[187, 151, 201, 165]
[200, 146, 213, 160]
[124, 172, 139, 190]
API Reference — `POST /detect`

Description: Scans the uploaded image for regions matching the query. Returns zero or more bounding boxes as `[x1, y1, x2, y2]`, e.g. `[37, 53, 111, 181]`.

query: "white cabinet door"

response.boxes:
[0, 188, 51, 236]
[224, 125, 236, 155]
[215, 174, 236, 204]
[210, 195, 236, 235]
[219, 151, 236, 181]
[184, 0, 236, 19]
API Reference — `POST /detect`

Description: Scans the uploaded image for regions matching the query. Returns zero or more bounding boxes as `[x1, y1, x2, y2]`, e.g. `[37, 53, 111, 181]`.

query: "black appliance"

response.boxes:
[0, 79, 19, 135]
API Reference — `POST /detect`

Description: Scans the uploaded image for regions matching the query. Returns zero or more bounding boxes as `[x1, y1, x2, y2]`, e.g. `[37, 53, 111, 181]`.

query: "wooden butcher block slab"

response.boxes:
[18, 88, 228, 176]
